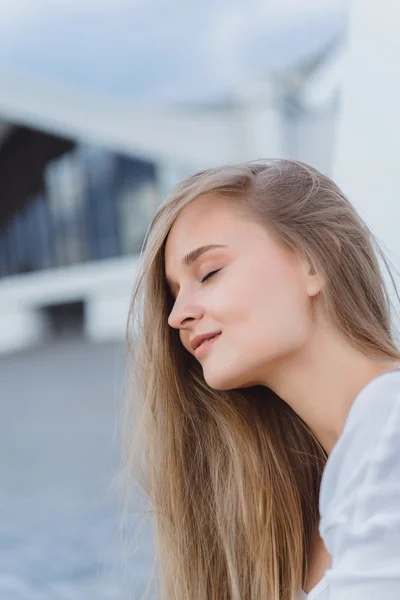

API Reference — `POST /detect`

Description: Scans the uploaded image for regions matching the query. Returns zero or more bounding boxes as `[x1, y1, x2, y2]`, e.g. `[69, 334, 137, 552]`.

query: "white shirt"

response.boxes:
[302, 368, 400, 599]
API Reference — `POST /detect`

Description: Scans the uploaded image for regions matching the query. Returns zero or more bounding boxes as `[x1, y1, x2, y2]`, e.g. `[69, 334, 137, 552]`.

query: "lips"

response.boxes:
[190, 331, 221, 352]
[197, 334, 218, 349]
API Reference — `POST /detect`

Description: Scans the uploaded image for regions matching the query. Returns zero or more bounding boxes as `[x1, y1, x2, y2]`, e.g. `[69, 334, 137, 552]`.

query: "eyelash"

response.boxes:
[200, 269, 221, 283]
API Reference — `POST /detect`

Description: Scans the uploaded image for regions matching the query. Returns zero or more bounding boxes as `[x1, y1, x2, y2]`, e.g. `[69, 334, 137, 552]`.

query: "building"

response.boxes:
[0, 42, 342, 353]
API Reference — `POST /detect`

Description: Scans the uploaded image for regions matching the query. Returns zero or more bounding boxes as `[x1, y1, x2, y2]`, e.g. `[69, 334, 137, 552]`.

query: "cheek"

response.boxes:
[224, 260, 311, 348]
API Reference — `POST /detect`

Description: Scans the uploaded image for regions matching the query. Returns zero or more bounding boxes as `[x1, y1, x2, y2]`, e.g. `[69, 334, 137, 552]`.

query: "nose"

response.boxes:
[168, 298, 204, 330]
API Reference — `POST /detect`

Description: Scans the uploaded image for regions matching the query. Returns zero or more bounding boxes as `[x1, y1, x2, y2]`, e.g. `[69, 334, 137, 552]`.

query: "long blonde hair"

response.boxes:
[123, 159, 400, 599]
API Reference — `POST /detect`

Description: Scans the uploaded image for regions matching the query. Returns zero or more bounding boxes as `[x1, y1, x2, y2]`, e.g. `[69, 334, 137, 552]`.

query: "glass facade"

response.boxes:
[0, 145, 158, 277]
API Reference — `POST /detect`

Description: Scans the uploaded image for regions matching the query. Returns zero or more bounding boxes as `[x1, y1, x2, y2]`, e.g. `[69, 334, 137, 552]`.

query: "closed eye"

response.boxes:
[200, 269, 221, 283]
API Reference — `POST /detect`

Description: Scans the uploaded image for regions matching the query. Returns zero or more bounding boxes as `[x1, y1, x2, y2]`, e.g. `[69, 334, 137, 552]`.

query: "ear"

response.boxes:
[303, 260, 323, 297]
[308, 231, 340, 296]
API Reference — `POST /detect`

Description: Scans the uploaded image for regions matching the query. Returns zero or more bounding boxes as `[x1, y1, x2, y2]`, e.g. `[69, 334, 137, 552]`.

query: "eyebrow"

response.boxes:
[165, 244, 227, 289]
[182, 244, 227, 266]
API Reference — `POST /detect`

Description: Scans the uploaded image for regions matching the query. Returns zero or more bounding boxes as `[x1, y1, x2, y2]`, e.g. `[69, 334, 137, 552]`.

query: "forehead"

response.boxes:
[165, 194, 242, 263]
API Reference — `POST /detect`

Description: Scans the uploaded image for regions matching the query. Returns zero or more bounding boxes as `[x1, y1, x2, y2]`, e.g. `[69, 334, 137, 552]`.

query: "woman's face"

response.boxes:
[164, 194, 321, 390]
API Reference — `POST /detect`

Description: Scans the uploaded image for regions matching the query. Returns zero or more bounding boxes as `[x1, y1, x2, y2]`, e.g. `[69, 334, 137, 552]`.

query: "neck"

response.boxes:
[260, 320, 398, 454]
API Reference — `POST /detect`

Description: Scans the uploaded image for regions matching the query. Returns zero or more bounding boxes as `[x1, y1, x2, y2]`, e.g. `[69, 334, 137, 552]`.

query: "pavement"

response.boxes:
[0, 336, 154, 599]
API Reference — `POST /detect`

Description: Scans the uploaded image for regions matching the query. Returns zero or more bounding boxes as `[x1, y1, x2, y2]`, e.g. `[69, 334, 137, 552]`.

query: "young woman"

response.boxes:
[125, 159, 400, 599]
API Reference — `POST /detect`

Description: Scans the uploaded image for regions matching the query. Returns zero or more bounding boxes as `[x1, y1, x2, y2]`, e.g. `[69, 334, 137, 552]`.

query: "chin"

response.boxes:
[202, 366, 253, 391]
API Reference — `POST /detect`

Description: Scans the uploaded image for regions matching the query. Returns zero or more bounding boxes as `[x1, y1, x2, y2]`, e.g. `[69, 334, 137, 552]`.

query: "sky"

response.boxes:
[0, 0, 347, 103]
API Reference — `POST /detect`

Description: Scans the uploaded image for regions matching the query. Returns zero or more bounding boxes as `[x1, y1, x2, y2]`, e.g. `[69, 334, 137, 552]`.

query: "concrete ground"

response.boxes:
[0, 336, 154, 599]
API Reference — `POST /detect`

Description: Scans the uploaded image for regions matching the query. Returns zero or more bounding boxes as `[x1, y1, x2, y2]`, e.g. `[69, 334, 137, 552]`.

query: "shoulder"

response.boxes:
[318, 370, 400, 596]
[320, 368, 400, 524]
[343, 368, 400, 437]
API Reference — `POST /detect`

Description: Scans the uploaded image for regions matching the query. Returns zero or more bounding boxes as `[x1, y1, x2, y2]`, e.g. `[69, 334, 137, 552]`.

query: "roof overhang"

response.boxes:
[0, 69, 249, 169]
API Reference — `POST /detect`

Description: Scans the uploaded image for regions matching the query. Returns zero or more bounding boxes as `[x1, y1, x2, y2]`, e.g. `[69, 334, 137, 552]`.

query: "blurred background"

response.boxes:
[1, 0, 399, 598]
